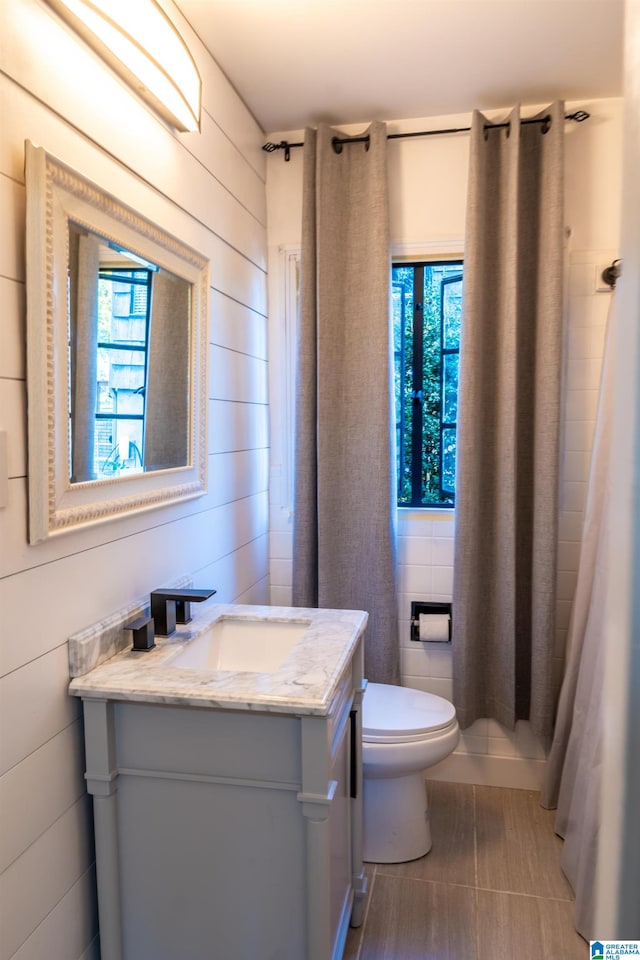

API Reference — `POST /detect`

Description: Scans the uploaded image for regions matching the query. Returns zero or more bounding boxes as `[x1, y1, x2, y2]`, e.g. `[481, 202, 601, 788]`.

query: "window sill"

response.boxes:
[397, 506, 455, 525]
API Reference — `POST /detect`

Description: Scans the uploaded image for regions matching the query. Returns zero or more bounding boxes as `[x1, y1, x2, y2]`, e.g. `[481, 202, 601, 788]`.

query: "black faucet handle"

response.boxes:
[125, 615, 156, 652]
[150, 587, 216, 636]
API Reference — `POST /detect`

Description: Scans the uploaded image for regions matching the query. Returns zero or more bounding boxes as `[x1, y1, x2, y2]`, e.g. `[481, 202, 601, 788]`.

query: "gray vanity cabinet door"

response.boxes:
[116, 774, 306, 960]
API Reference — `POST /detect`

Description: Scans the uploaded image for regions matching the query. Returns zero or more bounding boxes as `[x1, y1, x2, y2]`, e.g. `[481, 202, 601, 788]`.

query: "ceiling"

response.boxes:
[175, 0, 625, 135]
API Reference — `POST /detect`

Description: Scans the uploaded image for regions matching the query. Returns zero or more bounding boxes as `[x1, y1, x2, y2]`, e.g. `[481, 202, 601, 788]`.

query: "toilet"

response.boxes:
[362, 682, 460, 863]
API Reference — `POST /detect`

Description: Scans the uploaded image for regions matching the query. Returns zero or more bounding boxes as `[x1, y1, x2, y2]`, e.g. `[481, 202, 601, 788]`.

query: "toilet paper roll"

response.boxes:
[419, 613, 450, 642]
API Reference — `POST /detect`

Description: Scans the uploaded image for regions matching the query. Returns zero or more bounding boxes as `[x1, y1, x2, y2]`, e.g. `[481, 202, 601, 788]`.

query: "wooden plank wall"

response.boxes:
[0, 2, 269, 956]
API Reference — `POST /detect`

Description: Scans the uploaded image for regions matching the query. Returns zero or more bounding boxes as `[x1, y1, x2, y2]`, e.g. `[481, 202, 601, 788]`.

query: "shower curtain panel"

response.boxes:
[70, 229, 100, 483]
[144, 269, 190, 471]
[292, 122, 399, 684]
[539, 297, 615, 939]
[452, 103, 564, 746]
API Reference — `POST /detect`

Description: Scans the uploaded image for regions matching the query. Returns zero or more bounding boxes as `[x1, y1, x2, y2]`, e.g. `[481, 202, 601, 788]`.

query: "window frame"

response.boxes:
[438, 271, 463, 501]
[94, 266, 153, 477]
[392, 246, 464, 511]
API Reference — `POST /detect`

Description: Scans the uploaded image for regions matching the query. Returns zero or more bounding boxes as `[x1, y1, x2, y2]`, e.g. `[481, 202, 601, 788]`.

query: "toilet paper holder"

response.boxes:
[410, 601, 452, 643]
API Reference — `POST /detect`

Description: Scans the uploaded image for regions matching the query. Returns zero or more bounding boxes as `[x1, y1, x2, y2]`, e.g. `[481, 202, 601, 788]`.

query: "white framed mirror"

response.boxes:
[25, 141, 209, 543]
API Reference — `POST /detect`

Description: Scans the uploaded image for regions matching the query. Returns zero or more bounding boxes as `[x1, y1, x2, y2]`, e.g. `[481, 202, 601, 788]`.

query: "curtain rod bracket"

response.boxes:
[601, 259, 622, 289]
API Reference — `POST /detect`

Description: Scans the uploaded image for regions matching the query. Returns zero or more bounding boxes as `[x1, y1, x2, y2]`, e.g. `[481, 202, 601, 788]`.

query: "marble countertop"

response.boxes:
[69, 603, 368, 716]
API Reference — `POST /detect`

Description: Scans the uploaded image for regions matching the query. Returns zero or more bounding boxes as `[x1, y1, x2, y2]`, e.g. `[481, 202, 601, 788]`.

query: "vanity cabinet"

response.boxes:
[80, 637, 366, 960]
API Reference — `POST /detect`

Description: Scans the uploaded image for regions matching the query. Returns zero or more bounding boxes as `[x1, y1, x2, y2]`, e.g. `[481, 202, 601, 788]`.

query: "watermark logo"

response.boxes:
[591, 942, 640, 959]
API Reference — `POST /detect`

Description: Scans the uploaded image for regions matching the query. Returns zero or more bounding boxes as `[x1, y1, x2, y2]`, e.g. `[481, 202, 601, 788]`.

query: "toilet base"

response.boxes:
[362, 772, 431, 863]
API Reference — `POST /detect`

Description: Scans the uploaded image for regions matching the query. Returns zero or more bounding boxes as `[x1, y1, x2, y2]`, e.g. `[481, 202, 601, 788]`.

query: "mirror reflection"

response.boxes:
[68, 223, 191, 484]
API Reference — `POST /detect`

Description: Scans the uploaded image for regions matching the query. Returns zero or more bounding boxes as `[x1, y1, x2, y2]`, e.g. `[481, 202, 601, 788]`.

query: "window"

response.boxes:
[94, 268, 152, 477]
[393, 260, 463, 507]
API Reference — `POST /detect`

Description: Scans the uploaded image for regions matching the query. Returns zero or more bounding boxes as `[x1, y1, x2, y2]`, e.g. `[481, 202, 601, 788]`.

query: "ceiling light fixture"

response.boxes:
[45, 0, 202, 132]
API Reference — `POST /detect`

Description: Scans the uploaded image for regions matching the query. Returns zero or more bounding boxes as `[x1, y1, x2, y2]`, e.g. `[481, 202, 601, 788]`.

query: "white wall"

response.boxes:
[0, 2, 269, 957]
[266, 97, 623, 789]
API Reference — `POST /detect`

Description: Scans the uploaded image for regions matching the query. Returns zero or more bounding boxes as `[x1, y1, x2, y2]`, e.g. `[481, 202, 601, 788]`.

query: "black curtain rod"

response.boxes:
[263, 110, 590, 161]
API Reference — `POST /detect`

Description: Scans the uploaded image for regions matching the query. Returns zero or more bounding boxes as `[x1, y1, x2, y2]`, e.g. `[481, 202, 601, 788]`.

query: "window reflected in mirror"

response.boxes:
[68, 223, 191, 484]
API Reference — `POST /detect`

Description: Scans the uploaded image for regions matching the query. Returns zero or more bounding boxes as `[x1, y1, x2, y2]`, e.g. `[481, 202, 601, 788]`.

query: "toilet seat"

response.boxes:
[363, 682, 457, 744]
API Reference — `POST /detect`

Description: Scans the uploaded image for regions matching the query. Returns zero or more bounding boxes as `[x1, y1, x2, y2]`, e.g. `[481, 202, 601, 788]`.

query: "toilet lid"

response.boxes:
[362, 682, 456, 743]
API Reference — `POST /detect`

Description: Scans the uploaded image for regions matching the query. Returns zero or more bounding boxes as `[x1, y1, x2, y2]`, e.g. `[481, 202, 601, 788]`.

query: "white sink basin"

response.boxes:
[165, 617, 310, 673]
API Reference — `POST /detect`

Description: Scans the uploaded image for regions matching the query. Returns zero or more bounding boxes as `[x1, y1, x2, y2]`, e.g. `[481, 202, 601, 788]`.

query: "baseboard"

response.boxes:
[425, 750, 546, 790]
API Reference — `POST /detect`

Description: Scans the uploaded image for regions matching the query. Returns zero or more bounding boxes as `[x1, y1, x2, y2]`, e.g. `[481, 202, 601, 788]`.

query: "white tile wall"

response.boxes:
[269, 506, 294, 605]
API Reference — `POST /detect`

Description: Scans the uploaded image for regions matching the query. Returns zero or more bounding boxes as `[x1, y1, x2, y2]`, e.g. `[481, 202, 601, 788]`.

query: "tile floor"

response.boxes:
[344, 781, 588, 960]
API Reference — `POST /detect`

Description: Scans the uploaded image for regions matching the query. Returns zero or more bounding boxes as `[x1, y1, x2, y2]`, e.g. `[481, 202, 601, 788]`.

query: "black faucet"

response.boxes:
[150, 587, 217, 637]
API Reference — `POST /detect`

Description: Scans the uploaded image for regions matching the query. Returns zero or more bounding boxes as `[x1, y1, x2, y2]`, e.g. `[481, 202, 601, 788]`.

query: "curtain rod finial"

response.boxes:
[262, 140, 294, 161]
[565, 110, 590, 123]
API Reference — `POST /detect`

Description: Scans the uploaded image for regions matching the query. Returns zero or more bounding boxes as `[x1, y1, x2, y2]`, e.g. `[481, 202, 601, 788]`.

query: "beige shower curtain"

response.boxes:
[293, 123, 399, 684]
[539, 297, 615, 939]
[144, 269, 190, 471]
[69, 228, 100, 483]
[452, 103, 565, 746]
